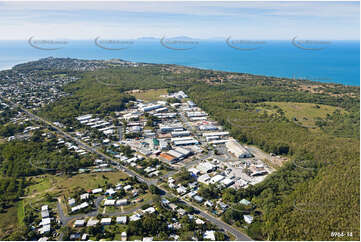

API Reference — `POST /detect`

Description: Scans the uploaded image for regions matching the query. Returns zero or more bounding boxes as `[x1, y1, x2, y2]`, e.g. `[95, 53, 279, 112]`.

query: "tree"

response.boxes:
[149, 184, 161, 195]
[215, 231, 226, 241]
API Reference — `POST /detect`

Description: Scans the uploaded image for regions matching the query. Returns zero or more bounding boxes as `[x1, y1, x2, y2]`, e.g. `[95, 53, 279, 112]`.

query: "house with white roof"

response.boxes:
[194, 195, 204, 203]
[39, 218, 51, 226]
[203, 230, 215, 241]
[177, 208, 186, 216]
[121, 231, 127, 241]
[68, 198, 76, 207]
[104, 200, 116, 206]
[143, 237, 153, 241]
[39, 225, 51, 235]
[41, 210, 49, 218]
[195, 218, 205, 225]
[244, 214, 254, 224]
[92, 188, 103, 194]
[168, 203, 178, 211]
[116, 199, 128, 206]
[101, 218, 112, 225]
[124, 185, 132, 191]
[105, 188, 116, 196]
[80, 193, 89, 200]
[116, 216, 127, 224]
[240, 199, 251, 206]
[74, 220, 85, 227]
[81, 234, 88, 241]
[204, 200, 214, 207]
[176, 185, 187, 195]
[129, 213, 142, 221]
[86, 219, 99, 227]
[143, 207, 156, 214]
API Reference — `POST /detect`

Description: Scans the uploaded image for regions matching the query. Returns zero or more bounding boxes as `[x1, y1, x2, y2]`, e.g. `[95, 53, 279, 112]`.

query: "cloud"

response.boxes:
[0, 1, 359, 40]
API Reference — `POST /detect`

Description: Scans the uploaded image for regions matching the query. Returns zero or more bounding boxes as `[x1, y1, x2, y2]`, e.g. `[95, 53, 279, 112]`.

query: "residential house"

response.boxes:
[244, 215, 254, 224]
[74, 220, 85, 227]
[116, 199, 128, 206]
[86, 219, 99, 227]
[116, 216, 127, 224]
[104, 200, 116, 206]
[101, 218, 112, 225]
[177, 208, 186, 216]
[80, 193, 90, 200]
[129, 213, 142, 222]
[92, 188, 102, 194]
[240, 199, 251, 206]
[195, 218, 205, 225]
[68, 198, 76, 207]
[203, 230, 215, 241]
[194, 195, 204, 203]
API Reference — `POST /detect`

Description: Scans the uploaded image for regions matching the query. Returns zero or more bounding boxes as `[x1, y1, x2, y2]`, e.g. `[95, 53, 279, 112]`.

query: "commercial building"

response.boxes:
[142, 104, 163, 112]
[187, 112, 207, 118]
[205, 136, 220, 142]
[197, 162, 216, 173]
[159, 123, 184, 133]
[209, 174, 225, 184]
[171, 130, 190, 137]
[187, 100, 196, 108]
[173, 139, 199, 146]
[199, 125, 218, 131]
[159, 153, 177, 163]
[197, 174, 211, 184]
[226, 139, 252, 158]
[167, 150, 184, 160]
[189, 117, 208, 121]
[174, 147, 192, 157]
[202, 131, 229, 137]
[171, 136, 194, 143]
[221, 178, 235, 187]
[76, 114, 92, 121]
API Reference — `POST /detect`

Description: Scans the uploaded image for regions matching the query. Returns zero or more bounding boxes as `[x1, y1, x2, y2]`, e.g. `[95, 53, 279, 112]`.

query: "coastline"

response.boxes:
[2, 56, 360, 87]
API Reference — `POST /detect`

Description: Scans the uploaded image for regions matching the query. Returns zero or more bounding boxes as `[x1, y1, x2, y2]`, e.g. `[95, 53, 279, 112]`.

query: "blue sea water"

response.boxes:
[0, 39, 359, 86]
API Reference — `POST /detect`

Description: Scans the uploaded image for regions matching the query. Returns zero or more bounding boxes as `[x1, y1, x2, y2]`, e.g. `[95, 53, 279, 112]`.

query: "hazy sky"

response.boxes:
[0, 1, 359, 40]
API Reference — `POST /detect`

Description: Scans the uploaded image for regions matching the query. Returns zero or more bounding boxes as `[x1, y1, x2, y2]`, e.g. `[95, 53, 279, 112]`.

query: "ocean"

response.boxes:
[0, 39, 359, 86]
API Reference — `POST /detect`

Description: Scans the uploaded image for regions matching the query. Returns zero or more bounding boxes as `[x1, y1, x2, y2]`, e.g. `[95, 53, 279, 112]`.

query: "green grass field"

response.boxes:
[130, 89, 168, 102]
[51, 172, 129, 196]
[17, 200, 25, 227]
[261, 102, 344, 128]
[26, 176, 53, 195]
[22, 172, 129, 215]
[0, 202, 20, 239]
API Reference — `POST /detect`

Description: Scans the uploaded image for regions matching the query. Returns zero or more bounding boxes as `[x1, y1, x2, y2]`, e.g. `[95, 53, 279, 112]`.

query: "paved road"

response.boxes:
[57, 196, 103, 225]
[2, 97, 252, 241]
[57, 196, 153, 225]
[165, 191, 252, 241]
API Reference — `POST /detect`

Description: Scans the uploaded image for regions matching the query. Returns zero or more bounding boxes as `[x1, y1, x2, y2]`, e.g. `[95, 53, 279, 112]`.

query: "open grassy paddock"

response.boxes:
[129, 89, 168, 102]
[0, 203, 20, 239]
[260, 101, 345, 128]
[21, 171, 129, 216]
